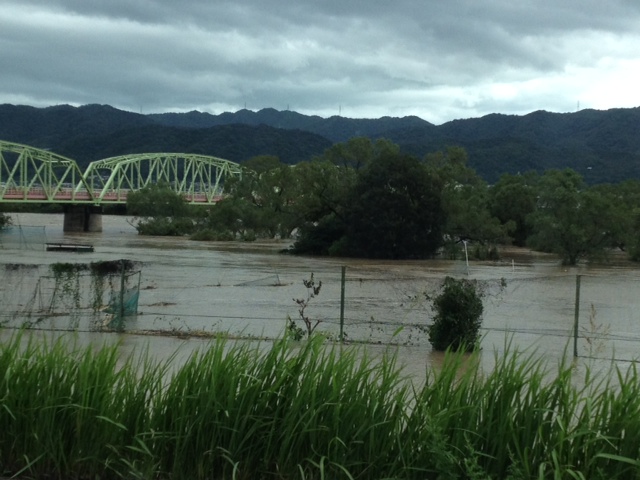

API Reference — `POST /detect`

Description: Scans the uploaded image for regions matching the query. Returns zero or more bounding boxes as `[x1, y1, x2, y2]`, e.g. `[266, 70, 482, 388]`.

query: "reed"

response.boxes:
[1, 331, 640, 479]
[0, 332, 167, 479]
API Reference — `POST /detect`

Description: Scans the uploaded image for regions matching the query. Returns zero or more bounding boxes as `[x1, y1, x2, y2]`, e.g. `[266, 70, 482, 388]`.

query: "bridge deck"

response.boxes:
[1, 188, 226, 204]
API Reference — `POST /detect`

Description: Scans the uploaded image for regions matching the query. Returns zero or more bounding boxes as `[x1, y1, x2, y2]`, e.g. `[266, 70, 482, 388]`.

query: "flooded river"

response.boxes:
[2, 212, 640, 380]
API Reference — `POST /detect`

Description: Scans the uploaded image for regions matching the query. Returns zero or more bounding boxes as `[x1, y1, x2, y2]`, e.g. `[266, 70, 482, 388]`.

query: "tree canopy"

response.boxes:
[289, 141, 446, 259]
[126, 183, 195, 236]
[338, 152, 445, 259]
[121, 139, 640, 265]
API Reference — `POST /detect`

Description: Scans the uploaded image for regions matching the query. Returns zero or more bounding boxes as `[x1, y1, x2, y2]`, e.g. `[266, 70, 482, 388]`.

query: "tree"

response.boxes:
[224, 157, 301, 239]
[591, 179, 640, 259]
[193, 196, 256, 240]
[242, 155, 283, 174]
[425, 147, 508, 257]
[288, 141, 380, 256]
[340, 152, 445, 259]
[290, 159, 356, 223]
[126, 183, 195, 235]
[320, 137, 399, 170]
[488, 172, 538, 247]
[292, 148, 445, 259]
[527, 169, 620, 265]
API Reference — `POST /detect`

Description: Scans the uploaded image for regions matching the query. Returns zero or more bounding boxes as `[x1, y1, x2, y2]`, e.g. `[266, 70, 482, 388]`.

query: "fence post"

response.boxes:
[340, 266, 346, 342]
[573, 274, 581, 358]
[119, 259, 126, 324]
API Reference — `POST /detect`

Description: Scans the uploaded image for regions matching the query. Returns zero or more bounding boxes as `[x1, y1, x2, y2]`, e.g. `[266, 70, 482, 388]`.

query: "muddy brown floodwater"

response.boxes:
[2, 212, 640, 383]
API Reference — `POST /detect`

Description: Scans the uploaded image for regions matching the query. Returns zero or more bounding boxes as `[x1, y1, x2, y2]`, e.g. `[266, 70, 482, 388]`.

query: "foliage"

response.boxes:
[198, 159, 300, 240]
[126, 182, 191, 218]
[134, 216, 195, 236]
[288, 158, 356, 223]
[427, 276, 484, 352]
[293, 149, 446, 259]
[592, 179, 640, 260]
[288, 214, 346, 256]
[527, 169, 622, 265]
[229, 158, 301, 238]
[626, 209, 640, 261]
[321, 136, 399, 169]
[426, 147, 509, 253]
[194, 196, 253, 239]
[488, 172, 538, 247]
[126, 182, 195, 236]
[80, 127, 640, 264]
[4, 332, 640, 479]
[0, 212, 10, 230]
[342, 151, 445, 258]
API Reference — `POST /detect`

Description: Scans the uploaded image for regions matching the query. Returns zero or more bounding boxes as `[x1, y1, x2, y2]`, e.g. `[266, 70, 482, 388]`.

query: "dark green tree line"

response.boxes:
[124, 139, 640, 265]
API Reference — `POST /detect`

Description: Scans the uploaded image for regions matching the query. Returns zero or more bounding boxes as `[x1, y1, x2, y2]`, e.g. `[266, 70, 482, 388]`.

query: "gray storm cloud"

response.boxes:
[1, 0, 639, 123]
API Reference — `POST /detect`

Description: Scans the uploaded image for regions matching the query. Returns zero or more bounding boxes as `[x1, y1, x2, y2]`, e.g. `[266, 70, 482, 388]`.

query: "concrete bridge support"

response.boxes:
[63, 205, 103, 232]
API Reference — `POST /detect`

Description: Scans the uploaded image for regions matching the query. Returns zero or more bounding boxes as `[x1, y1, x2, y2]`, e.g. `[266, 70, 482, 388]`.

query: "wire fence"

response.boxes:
[1, 259, 639, 364]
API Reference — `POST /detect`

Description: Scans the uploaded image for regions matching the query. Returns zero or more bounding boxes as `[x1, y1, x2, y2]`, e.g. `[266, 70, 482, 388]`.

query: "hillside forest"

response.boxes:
[2, 103, 640, 185]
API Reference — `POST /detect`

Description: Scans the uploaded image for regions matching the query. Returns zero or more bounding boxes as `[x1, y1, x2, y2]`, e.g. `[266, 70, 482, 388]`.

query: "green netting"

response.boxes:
[102, 277, 141, 331]
[0, 260, 141, 332]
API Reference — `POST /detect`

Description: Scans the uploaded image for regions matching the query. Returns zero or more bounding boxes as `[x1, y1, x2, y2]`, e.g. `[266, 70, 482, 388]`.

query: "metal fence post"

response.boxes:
[340, 266, 346, 342]
[119, 259, 126, 327]
[573, 274, 581, 358]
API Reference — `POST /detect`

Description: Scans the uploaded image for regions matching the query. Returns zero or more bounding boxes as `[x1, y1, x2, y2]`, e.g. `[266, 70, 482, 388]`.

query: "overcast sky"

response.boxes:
[1, 1, 639, 125]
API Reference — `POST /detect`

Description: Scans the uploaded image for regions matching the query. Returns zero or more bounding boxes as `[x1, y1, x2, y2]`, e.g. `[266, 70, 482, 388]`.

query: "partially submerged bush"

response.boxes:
[427, 276, 484, 352]
[0, 212, 11, 229]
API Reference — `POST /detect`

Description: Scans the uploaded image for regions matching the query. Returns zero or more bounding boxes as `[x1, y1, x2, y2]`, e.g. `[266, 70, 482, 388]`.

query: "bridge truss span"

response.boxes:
[81, 153, 243, 204]
[0, 140, 92, 203]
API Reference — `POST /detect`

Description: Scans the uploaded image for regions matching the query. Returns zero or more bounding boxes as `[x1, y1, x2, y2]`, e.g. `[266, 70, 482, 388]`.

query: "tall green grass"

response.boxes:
[1, 331, 640, 479]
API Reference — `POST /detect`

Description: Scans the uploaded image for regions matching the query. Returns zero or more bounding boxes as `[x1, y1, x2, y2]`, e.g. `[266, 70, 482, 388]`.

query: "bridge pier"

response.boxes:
[63, 205, 103, 232]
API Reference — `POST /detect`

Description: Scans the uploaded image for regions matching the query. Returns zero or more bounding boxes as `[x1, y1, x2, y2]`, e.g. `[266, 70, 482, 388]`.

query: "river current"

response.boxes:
[2, 212, 640, 381]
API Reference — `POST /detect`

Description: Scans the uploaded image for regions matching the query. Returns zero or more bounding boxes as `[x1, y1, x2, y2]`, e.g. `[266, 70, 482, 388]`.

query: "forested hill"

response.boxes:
[1, 103, 639, 184]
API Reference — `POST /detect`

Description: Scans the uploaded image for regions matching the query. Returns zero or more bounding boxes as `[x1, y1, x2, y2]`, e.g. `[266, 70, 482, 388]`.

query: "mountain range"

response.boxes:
[1, 103, 639, 184]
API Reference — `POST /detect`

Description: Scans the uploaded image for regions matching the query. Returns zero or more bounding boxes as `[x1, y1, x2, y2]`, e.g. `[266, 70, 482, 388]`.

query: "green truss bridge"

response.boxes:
[0, 140, 242, 232]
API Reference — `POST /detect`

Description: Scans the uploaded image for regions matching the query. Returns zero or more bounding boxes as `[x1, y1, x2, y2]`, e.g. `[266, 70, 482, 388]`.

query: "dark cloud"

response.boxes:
[1, 0, 639, 123]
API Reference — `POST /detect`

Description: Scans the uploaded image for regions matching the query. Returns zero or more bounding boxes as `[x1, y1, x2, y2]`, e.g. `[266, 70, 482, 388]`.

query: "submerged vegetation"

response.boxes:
[1, 332, 640, 479]
[122, 138, 640, 265]
[427, 276, 485, 352]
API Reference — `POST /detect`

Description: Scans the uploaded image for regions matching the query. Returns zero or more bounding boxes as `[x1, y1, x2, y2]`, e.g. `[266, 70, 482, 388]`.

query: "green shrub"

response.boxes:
[427, 276, 484, 351]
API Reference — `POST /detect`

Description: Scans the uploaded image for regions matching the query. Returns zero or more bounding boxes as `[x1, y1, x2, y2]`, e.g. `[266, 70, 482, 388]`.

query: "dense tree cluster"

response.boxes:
[126, 138, 640, 265]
